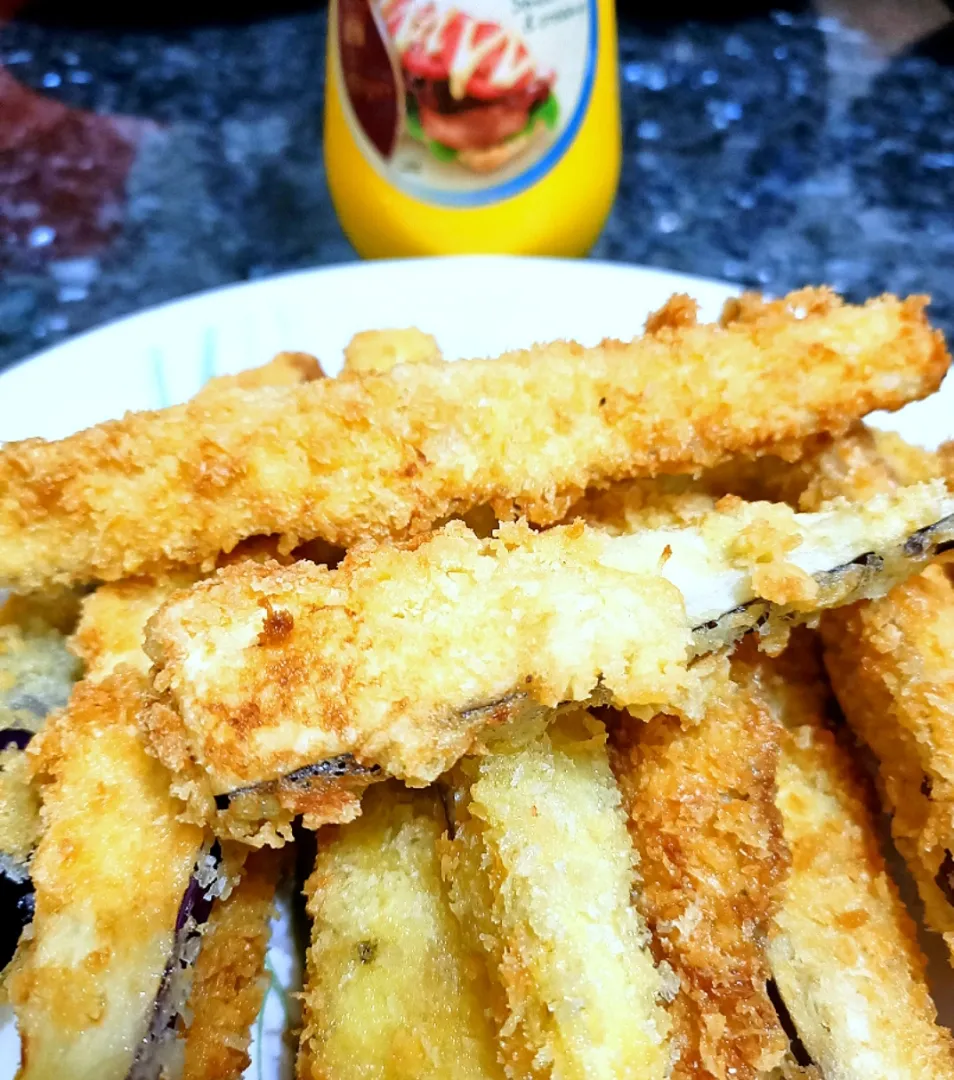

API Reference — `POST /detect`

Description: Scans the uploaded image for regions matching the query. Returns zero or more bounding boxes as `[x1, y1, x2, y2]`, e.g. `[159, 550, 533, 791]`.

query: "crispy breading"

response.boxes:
[194, 351, 324, 398]
[70, 537, 298, 683]
[733, 636, 954, 1079]
[942, 440, 954, 486]
[342, 328, 442, 374]
[1, 290, 947, 591]
[72, 572, 201, 681]
[701, 423, 943, 512]
[180, 847, 284, 1080]
[820, 565, 954, 957]
[608, 683, 790, 1080]
[298, 782, 503, 1080]
[441, 710, 670, 1080]
[142, 484, 954, 842]
[0, 595, 80, 899]
[0, 609, 80, 735]
[8, 673, 205, 1080]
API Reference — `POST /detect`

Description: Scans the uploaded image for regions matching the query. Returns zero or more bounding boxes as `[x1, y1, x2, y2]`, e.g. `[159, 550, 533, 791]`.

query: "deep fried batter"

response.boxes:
[8, 673, 205, 1080]
[298, 783, 503, 1080]
[142, 484, 954, 841]
[608, 682, 790, 1080]
[194, 351, 324, 397]
[735, 636, 954, 1079]
[181, 847, 284, 1080]
[342, 328, 442, 374]
[1, 290, 946, 591]
[821, 565, 954, 957]
[442, 710, 670, 1080]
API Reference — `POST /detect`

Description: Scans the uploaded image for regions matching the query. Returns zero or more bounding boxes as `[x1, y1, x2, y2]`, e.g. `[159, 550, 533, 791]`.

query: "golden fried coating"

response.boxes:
[1, 290, 946, 591]
[180, 847, 284, 1080]
[342, 328, 442, 374]
[735, 636, 954, 1080]
[8, 673, 205, 1080]
[702, 423, 944, 512]
[194, 351, 324, 398]
[608, 682, 789, 1080]
[72, 572, 201, 681]
[442, 710, 670, 1080]
[298, 783, 503, 1080]
[821, 565, 954, 957]
[142, 484, 954, 842]
[0, 611, 80, 735]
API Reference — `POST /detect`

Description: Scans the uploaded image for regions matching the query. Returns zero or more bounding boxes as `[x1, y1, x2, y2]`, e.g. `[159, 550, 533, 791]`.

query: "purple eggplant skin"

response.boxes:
[0, 867, 33, 970]
[1, 729, 33, 751]
[125, 843, 224, 1080]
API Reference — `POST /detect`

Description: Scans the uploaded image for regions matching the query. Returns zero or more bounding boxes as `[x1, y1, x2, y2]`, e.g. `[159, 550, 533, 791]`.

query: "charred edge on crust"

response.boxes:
[766, 979, 814, 1069]
[126, 841, 224, 1080]
[213, 754, 381, 810]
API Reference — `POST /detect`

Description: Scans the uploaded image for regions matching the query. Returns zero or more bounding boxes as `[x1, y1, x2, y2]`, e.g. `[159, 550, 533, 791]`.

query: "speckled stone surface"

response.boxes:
[2, 6, 954, 372]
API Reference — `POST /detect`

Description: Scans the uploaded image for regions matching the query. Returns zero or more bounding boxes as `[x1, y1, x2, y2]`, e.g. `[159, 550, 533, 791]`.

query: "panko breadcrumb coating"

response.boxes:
[8, 673, 206, 1080]
[181, 847, 284, 1080]
[342, 328, 442, 374]
[143, 484, 954, 842]
[194, 352, 324, 399]
[1, 289, 946, 591]
[298, 783, 503, 1080]
[735, 636, 954, 1080]
[608, 682, 790, 1080]
[821, 565, 954, 958]
[442, 710, 670, 1080]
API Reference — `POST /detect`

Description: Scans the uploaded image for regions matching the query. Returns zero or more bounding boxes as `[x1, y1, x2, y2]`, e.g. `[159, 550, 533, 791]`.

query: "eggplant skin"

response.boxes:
[145, 482, 954, 842]
[8, 673, 205, 1080]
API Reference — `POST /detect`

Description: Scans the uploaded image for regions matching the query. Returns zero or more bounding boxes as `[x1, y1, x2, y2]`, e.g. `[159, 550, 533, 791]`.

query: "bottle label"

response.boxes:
[333, 0, 596, 206]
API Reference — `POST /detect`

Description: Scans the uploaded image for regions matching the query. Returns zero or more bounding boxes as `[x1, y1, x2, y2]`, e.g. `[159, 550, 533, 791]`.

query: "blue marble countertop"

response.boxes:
[2, 6, 953, 372]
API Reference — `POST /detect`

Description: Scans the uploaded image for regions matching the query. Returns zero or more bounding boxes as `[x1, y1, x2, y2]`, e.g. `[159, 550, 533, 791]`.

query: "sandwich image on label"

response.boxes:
[380, 0, 559, 173]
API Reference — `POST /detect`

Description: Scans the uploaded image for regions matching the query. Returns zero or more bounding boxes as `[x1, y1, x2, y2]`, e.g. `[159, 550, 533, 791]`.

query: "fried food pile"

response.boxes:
[2, 286, 954, 1080]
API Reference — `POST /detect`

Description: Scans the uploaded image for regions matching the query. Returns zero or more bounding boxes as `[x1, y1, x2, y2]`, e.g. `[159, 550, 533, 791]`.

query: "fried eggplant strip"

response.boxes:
[733, 636, 954, 1079]
[143, 483, 954, 841]
[820, 565, 954, 957]
[180, 847, 284, 1080]
[298, 783, 503, 1080]
[0, 593, 81, 979]
[1, 290, 946, 591]
[7, 674, 209, 1080]
[342, 328, 442, 375]
[194, 352, 324, 399]
[441, 710, 670, 1080]
[608, 682, 790, 1080]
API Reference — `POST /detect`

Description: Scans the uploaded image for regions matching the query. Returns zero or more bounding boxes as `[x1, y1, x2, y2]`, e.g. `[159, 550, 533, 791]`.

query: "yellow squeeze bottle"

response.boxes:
[324, 0, 621, 257]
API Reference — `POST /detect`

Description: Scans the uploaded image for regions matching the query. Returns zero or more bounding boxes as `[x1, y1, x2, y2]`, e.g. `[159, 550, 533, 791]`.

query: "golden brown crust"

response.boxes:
[180, 847, 284, 1080]
[142, 483, 954, 841]
[736, 636, 954, 1079]
[8, 673, 205, 1080]
[820, 565, 954, 956]
[1, 290, 947, 590]
[298, 783, 503, 1080]
[342, 328, 442, 375]
[194, 351, 324, 398]
[442, 710, 670, 1080]
[608, 685, 790, 1080]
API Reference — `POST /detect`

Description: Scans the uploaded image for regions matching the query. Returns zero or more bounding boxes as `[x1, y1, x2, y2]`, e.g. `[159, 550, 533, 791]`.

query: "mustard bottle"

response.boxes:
[324, 0, 621, 258]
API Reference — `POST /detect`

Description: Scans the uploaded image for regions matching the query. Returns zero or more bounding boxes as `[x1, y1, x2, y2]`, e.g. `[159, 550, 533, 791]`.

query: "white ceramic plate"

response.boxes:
[1, 257, 952, 1078]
